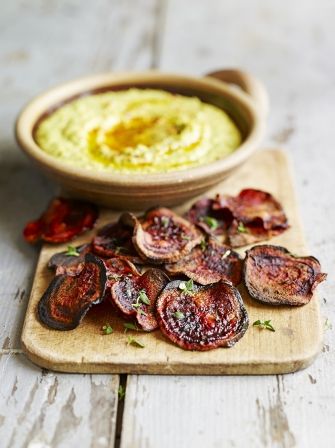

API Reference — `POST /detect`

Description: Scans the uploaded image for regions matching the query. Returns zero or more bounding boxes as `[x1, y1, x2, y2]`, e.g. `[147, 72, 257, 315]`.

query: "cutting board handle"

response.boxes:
[205, 68, 269, 117]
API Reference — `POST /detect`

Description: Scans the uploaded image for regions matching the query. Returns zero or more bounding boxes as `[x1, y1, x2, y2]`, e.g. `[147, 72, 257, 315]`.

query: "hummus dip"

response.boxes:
[35, 88, 241, 173]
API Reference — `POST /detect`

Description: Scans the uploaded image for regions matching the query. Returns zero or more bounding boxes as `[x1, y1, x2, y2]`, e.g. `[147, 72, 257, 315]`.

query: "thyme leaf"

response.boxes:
[237, 222, 247, 233]
[161, 216, 170, 228]
[118, 385, 126, 400]
[123, 322, 139, 333]
[132, 289, 150, 311]
[202, 216, 218, 230]
[253, 319, 275, 332]
[178, 279, 195, 295]
[127, 336, 145, 348]
[102, 324, 113, 335]
[65, 245, 80, 257]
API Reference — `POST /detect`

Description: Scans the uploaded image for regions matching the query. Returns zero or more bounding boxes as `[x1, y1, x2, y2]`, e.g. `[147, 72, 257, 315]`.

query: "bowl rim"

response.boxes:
[15, 70, 265, 187]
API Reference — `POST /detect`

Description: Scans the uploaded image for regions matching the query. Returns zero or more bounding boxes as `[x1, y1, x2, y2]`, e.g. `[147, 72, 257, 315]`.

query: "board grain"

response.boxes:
[21, 149, 323, 375]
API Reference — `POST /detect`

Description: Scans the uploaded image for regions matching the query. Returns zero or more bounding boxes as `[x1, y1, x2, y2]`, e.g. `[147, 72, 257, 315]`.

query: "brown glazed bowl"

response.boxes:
[15, 69, 268, 210]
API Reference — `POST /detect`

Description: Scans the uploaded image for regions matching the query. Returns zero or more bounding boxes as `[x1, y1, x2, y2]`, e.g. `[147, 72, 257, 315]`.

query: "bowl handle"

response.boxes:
[205, 68, 269, 117]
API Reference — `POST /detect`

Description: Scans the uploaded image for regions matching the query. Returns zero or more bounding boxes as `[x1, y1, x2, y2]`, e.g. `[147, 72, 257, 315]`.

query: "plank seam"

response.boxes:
[114, 374, 128, 448]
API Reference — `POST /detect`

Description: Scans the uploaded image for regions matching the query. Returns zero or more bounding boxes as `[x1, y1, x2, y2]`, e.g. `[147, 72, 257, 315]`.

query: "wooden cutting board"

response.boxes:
[21, 149, 323, 375]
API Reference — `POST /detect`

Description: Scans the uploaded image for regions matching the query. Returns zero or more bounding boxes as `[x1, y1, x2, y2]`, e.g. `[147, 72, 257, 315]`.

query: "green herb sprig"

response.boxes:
[65, 245, 80, 257]
[161, 216, 170, 228]
[173, 311, 185, 319]
[132, 290, 150, 316]
[178, 279, 195, 295]
[118, 385, 126, 400]
[181, 234, 191, 241]
[253, 319, 275, 332]
[237, 222, 247, 233]
[133, 290, 150, 307]
[102, 324, 113, 335]
[202, 216, 218, 230]
[127, 336, 145, 348]
[123, 322, 139, 333]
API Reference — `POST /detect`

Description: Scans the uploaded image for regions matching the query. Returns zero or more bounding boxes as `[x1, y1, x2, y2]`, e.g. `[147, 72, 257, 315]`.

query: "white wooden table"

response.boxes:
[1, 1, 334, 446]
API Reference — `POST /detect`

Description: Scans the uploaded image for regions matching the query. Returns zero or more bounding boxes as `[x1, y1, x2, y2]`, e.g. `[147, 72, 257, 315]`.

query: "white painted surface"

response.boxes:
[1, 0, 334, 447]
[0, 354, 119, 448]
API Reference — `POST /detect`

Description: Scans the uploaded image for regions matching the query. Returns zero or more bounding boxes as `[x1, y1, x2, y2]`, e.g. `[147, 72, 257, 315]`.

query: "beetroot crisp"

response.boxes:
[38, 253, 107, 330]
[110, 268, 169, 331]
[186, 189, 289, 247]
[156, 280, 248, 351]
[133, 207, 203, 263]
[244, 245, 327, 306]
[165, 237, 242, 286]
[23, 197, 98, 244]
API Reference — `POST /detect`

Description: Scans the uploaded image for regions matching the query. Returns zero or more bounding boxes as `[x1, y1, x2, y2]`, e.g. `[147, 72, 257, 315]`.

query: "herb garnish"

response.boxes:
[132, 290, 149, 308]
[108, 273, 122, 282]
[202, 216, 219, 230]
[138, 290, 150, 305]
[132, 289, 150, 312]
[173, 311, 185, 319]
[123, 322, 139, 332]
[127, 336, 145, 348]
[118, 385, 126, 400]
[178, 279, 195, 295]
[200, 240, 207, 251]
[181, 234, 191, 241]
[253, 319, 275, 332]
[102, 324, 113, 335]
[237, 222, 247, 233]
[161, 216, 170, 228]
[65, 245, 80, 257]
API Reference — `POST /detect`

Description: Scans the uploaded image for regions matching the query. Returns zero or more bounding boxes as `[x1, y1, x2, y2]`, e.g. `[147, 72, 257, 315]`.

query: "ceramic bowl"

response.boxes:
[15, 69, 268, 210]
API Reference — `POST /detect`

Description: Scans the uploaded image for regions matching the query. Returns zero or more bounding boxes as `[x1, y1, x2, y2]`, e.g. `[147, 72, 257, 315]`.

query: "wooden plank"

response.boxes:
[0, 353, 119, 448]
[121, 362, 335, 448]
[21, 150, 323, 374]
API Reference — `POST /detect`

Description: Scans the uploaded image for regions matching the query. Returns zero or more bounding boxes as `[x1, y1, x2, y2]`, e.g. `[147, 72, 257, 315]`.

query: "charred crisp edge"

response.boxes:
[104, 257, 141, 278]
[156, 280, 249, 351]
[92, 218, 144, 264]
[132, 207, 203, 263]
[119, 211, 138, 229]
[243, 244, 327, 306]
[38, 253, 107, 330]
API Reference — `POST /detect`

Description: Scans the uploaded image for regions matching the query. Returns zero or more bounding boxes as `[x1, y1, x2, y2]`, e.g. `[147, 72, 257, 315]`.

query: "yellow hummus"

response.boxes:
[35, 88, 241, 173]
